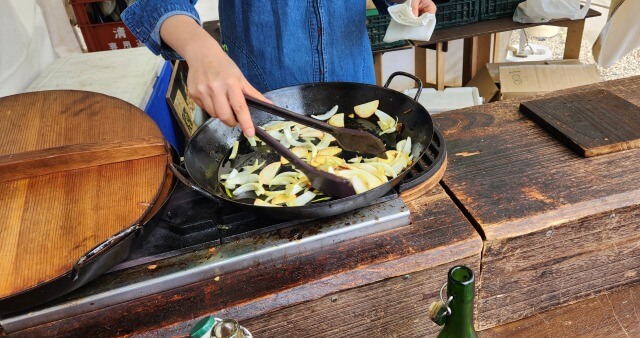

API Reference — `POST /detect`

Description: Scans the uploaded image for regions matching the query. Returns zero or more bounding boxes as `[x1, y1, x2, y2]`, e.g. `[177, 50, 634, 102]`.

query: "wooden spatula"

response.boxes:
[245, 95, 387, 158]
[254, 128, 356, 198]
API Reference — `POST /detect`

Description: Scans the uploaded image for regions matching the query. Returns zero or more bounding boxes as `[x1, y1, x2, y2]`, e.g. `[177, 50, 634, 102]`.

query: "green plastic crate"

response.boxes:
[479, 0, 525, 20]
[366, 9, 406, 51]
[435, 0, 480, 29]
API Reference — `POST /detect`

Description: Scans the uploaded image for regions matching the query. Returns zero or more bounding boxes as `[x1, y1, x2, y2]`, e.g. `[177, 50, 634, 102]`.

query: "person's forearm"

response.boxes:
[159, 15, 225, 63]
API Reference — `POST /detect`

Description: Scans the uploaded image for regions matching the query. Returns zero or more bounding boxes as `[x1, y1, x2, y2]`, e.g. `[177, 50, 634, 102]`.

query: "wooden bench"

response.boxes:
[412, 8, 602, 90]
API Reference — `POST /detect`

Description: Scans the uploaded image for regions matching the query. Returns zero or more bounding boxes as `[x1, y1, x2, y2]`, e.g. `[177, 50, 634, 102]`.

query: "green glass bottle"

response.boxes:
[432, 266, 477, 338]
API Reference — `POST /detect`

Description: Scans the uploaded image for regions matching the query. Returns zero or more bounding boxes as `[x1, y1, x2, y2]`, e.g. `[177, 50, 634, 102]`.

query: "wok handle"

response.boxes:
[384, 71, 423, 101]
[245, 94, 334, 133]
[168, 163, 218, 201]
[72, 224, 141, 280]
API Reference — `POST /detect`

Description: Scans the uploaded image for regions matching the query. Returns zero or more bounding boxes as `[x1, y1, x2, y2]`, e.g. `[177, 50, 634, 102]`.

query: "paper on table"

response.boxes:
[383, 0, 436, 43]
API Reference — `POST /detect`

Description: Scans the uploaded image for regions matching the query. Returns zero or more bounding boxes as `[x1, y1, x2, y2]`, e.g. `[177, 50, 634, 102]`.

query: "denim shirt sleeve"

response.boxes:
[121, 0, 201, 59]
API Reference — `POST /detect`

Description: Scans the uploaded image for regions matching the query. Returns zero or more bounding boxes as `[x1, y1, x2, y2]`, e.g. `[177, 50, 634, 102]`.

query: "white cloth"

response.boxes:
[383, 0, 436, 43]
[36, 0, 82, 57]
[0, 0, 56, 97]
[592, 0, 640, 68]
[513, 0, 591, 23]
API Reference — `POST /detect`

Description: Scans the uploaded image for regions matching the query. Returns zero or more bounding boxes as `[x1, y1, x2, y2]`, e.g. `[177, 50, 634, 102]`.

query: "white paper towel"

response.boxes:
[383, 0, 436, 43]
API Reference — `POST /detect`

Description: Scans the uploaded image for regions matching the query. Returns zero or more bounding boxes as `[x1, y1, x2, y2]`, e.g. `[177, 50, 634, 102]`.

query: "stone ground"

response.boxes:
[507, 0, 639, 81]
[511, 27, 640, 81]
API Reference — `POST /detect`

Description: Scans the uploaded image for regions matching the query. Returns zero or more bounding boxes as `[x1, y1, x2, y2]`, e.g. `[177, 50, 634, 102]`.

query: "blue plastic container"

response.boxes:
[144, 61, 185, 154]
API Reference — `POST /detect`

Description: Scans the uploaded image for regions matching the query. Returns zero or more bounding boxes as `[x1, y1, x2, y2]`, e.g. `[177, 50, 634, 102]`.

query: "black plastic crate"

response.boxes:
[366, 12, 406, 51]
[479, 0, 525, 20]
[435, 0, 479, 29]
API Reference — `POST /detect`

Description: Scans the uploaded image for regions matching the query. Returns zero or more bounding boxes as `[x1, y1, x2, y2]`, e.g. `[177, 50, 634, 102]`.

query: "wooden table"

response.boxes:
[412, 9, 602, 90]
[9, 186, 482, 337]
[433, 75, 640, 330]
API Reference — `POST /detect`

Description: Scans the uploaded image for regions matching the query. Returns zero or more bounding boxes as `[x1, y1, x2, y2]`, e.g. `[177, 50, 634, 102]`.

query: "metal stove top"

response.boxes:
[110, 184, 404, 272]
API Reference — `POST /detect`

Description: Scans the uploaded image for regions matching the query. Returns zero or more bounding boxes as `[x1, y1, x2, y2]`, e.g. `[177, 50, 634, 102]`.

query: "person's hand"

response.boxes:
[159, 15, 269, 138]
[185, 49, 268, 137]
[411, 0, 437, 16]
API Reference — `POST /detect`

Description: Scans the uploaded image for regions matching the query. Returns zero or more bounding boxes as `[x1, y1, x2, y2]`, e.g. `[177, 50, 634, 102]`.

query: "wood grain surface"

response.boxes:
[520, 89, 640, 157]
[0, 91, 171, 301]
[12, 186, 482, 337]
[480, 281, 640, 337]
[433, 75, 640, 330]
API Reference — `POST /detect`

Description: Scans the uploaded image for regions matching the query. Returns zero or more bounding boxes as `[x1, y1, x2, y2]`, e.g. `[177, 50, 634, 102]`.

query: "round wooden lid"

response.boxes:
[0, 90, 172, 300]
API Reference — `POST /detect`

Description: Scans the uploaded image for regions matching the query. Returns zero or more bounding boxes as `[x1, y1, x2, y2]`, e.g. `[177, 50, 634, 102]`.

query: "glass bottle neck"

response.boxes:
[437, 266, 476, 338]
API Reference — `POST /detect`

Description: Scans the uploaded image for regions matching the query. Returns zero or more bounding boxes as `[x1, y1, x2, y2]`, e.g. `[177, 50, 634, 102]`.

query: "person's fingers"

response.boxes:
[423, 0, 437, 14]
[192, 97, 217, 119]
[191, 86, 217, 119]
[242, 79, 272, 104]
[411, 0, 420, 16]
[228, 85, 255, 137]
[212, 85, 239, 127]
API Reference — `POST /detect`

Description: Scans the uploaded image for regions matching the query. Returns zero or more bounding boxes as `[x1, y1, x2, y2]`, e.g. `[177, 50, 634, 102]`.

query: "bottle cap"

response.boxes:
[190, 316, 216, 338]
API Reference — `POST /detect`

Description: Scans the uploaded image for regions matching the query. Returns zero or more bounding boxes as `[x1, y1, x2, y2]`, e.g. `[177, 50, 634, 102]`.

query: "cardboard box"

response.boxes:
[499, 64, 601, 100]
[486, 59, 583, 83]
[465, 60, 601, 102]
[404, 87, 483, 114]
[466, 66, 500, 103]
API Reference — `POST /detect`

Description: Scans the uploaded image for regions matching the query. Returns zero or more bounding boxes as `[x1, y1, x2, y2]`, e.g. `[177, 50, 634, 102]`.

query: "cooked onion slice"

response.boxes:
[354, 100, 379, 118]
[258, 162, 281, 185]
[311, 105, 339, 121]
[254, 198, 280, 207]
[328, 113, 345, 128]
[286, 190, 317, 207]
[233, 183, 265, 196]
[229, 141, 240, 160]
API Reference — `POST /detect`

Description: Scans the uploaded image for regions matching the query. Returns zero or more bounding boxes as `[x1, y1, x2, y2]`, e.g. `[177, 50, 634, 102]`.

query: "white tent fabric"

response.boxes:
[592, 0, 640, 68]
[0, 0, 80, 97]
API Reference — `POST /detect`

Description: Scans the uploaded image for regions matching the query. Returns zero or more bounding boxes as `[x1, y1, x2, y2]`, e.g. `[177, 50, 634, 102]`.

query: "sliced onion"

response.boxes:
[220, 168, 239, 180]
[283, 128, 307, 147]
[328, 113, 345, 128]
[263, 121, 294, 132]
[254, 198, 280, 207]
[281, 146, 309, 165]
[350, 175, 368, 194]
[258, 162, 281, 185]
[229, 141, 240, 160]
[354, 100, 378, 118]
[287, 190, 317, 207]
[316, 134, 335, 149]
[311, 105, 338, 121]
[299, 127, 324, 139]
[375, 109, 397, 132]
[269, 175, 297, 187]
[271, 194, 297, 205]
[285, 183, 304, 196]
[241, 160, 265, 174]
[244, 134, 257, 147]
[397, 137, 412, 154]
[317, 147, 342, 157]
[348, 156, 363, 164]
[233, 183, 265, 196]
[267, 130, 283, 140]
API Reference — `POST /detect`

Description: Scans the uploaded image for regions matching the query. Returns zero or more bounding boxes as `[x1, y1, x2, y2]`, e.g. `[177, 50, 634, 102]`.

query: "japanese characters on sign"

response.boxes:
[107, 26, 142, 50]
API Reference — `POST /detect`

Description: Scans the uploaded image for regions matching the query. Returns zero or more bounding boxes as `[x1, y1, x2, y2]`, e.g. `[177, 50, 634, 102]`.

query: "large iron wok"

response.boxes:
[171, 72, 434, 220]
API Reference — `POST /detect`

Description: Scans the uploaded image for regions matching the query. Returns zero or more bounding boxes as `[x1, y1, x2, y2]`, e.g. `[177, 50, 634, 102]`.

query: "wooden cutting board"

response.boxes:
[0, 90, 172, 303]
[520, 89, 640, 157]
